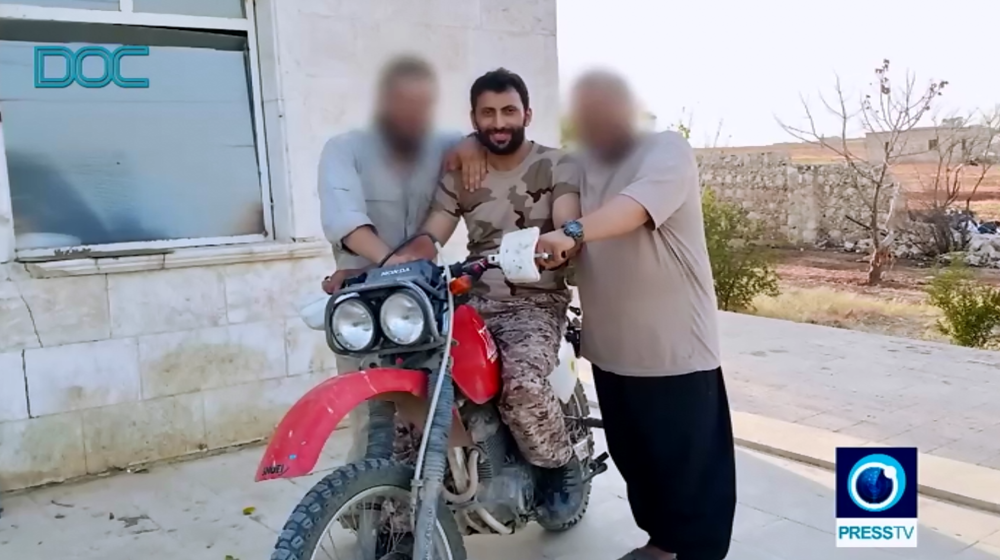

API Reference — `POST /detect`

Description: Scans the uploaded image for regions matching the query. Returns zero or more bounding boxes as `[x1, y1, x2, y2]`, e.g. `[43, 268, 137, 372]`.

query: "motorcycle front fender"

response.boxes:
[256, 368, 427, 481]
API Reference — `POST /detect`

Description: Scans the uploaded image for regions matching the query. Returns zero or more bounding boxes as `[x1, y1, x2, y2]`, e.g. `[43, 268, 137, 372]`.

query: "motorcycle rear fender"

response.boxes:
[256, 368, 471, 481]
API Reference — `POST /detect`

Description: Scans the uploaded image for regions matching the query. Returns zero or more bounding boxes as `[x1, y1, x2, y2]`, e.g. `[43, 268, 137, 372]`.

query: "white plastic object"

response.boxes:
[491, 227, 542, 284]
[548, 339, 579, 404]
[297, 293, 331, 331]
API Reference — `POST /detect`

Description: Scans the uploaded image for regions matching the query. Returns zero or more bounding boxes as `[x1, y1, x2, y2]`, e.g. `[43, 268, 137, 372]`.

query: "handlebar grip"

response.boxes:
[447, 258, 493, 281]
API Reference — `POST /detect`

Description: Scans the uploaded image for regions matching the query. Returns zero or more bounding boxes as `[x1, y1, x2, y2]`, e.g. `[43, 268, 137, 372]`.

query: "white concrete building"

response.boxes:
[0, 0, 560, 491]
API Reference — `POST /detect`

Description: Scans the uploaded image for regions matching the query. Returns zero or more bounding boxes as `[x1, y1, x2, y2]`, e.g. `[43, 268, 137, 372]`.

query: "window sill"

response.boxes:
[15, 239, 332, 278]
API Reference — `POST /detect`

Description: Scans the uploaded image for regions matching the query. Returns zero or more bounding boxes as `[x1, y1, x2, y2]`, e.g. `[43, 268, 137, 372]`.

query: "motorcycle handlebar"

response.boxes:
[447, 251, 552, 281]
[448, 257, 494, 281]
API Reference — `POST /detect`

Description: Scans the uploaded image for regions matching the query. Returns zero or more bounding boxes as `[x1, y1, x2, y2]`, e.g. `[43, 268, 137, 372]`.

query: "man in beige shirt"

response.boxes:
[318, 56, 484, 462]
[537, 71, 736, 560]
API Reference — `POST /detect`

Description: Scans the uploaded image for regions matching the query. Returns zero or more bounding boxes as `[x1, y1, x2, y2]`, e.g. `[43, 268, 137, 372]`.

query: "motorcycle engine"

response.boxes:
[462, 404, 536, 520]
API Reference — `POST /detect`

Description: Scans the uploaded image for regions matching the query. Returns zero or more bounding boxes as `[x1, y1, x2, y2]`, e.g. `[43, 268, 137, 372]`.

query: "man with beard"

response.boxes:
[413, 68, 587, 526]
[536, 71, 736, 560]
[319, 55, 484, 462]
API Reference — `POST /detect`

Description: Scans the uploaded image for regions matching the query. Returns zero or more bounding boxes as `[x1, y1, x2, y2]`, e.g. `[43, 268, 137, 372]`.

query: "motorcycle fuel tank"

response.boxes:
[449, 304, 502, 404]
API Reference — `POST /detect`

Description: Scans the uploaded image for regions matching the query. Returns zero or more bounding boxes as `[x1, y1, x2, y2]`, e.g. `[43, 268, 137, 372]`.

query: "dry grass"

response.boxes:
[749, 284, 945, 342]
[970, 200, 1000, 221]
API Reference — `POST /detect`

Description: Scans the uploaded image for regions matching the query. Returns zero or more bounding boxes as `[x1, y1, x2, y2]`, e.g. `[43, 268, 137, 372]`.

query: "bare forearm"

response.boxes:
[579, 195, 650, 243]
[420, 212, 460, 250]
[342, 226, 393, 263]
[552, 193, 582, 228]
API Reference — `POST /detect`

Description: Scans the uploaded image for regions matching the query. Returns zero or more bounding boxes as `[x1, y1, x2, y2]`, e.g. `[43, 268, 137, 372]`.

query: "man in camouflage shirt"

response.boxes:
[412, 68, 586, 525]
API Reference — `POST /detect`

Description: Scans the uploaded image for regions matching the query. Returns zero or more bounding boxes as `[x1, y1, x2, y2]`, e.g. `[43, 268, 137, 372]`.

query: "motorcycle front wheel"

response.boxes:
[272, 458, 466, 560]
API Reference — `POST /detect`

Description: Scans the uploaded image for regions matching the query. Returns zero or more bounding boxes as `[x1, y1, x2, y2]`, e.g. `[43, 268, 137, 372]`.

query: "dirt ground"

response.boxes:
[751, 248, 1000, 342]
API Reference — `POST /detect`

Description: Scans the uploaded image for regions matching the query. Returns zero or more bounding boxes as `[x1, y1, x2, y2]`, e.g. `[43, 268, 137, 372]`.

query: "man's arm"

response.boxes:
[578, 131, 696, 243]
[552, 153, 584, 228]
[318, 133, 393, 263]
[398, 173, 463, 260]
[537, 132, 696, 266]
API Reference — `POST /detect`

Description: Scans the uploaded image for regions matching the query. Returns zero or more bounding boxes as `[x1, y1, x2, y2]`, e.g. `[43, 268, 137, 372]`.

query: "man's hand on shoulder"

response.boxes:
[443, 135, 488, 192]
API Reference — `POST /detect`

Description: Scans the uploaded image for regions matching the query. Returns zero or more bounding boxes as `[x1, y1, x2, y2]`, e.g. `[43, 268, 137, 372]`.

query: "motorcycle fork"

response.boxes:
[409, 365, 474, 560]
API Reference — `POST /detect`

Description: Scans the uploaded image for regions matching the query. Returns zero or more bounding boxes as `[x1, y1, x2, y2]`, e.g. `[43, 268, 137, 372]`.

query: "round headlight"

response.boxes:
[331, 299, 375, 351]
[380, 292, 426, 346]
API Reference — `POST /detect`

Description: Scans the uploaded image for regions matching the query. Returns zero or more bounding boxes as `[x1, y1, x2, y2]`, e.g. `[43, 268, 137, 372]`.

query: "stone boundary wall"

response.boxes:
[697, 152, 902, 247]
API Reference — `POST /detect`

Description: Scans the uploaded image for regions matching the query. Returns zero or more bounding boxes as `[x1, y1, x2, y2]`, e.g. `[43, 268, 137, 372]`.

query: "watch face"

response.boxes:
[564, 221, 583, 239]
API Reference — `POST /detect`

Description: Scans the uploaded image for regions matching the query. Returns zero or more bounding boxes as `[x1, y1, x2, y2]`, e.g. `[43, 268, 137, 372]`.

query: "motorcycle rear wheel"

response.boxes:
[536, 381, 594, 533]
[272, 458, 466, 560]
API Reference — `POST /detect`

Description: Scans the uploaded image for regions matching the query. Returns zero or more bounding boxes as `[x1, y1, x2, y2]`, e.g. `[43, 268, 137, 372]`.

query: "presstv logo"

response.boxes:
[836, 447, 918, 548]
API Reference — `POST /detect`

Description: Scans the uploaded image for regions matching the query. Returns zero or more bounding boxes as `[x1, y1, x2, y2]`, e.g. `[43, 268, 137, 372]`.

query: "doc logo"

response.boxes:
[836, 447, 917, 548]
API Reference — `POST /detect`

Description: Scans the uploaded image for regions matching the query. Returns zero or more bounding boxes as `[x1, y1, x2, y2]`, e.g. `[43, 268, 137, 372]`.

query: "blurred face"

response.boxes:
[471, 88, 532, 155]
[571, 84, 636, 161]
[377, 76, 437, 153]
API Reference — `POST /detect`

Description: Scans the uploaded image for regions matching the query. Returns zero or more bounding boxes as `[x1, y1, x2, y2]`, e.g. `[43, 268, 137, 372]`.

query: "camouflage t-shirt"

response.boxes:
[432, 142, 583, 300]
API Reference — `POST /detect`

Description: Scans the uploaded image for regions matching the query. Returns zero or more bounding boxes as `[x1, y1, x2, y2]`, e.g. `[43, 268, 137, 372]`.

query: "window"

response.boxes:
[928, 138, 939, 150]
[133, 0, 245, 18]
[0, 0, 269, 258]
[0, 0, 118, 10]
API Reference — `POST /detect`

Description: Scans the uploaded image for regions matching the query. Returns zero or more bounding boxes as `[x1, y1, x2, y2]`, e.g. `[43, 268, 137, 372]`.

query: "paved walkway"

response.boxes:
[3, 430, 1000, 560]
[450, 220, 1000, 470]
[720, 312, 1000, 470]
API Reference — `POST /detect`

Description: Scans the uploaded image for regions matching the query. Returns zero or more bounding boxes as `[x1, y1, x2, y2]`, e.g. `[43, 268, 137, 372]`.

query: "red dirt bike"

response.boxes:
[256, 229, 608, 560]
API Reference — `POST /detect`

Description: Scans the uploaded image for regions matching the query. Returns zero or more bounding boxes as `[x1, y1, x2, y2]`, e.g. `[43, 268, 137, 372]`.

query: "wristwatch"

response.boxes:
[562, 220, 584, 246]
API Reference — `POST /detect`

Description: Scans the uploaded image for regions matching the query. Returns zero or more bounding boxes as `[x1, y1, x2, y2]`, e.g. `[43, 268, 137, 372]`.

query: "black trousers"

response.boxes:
[593, 365, 737, 560]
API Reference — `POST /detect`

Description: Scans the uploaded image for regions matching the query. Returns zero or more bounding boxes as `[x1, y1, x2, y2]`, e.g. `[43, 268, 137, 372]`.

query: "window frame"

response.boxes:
[0, 0, 274, 262]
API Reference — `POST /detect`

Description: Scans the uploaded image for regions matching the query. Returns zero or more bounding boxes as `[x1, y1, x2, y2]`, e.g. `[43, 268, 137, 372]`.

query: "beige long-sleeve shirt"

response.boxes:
[318, 129, 462, 270]
[576, 131, 721, 377]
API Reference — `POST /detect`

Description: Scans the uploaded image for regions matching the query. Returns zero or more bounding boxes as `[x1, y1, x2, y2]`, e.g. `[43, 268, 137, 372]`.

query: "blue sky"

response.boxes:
[557, 0, 1000, 147]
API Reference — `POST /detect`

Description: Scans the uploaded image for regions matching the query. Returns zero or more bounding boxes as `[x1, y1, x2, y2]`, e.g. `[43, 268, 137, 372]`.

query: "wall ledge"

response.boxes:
[11, 239, 332, 278]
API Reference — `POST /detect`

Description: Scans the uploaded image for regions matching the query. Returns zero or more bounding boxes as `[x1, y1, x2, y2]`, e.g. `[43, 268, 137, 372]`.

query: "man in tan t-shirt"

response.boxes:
[414, 68, 588, 527]
[537, 72, 736, 560]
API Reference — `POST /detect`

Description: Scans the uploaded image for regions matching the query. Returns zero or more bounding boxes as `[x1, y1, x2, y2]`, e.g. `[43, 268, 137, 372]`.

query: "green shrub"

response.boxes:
[926, 260, 1000, 348]
[702, 189, 780, 311]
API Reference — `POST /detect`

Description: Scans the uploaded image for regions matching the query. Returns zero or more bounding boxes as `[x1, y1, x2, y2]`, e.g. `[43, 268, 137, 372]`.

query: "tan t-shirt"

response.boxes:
[576, 131, 721, 377]
[431, 142, 583, 301]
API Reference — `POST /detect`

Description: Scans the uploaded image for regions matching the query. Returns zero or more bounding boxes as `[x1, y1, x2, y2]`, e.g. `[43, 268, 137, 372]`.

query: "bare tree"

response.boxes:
[778, 59, 947, 285]
[909, 110, 1000, 252]
[914, 111, 1000, 210]
[959, 109, 1000, 211]
[664, 108, 729, 147]
[707, 118, 730, 149]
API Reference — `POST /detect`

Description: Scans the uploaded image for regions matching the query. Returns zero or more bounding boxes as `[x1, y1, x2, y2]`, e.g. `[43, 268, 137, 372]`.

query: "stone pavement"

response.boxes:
[720, 312, 1000, 470]
[3, 430, 1000, 560]
[449, 219, 1000, 471]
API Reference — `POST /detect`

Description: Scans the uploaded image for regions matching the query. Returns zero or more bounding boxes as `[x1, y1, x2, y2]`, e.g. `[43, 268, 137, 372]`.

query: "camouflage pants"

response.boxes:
[470, 293, 574, 469]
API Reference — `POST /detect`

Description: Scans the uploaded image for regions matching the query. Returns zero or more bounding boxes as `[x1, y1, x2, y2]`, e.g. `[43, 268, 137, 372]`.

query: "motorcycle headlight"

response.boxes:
[379, 291, 426, 346]
[331, 299, 376, 351]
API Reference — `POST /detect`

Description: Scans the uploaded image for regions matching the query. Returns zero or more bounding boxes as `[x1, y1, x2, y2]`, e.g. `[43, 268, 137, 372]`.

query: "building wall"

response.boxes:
[865, 126, 992, 164]
[0, 0, 559, 491]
